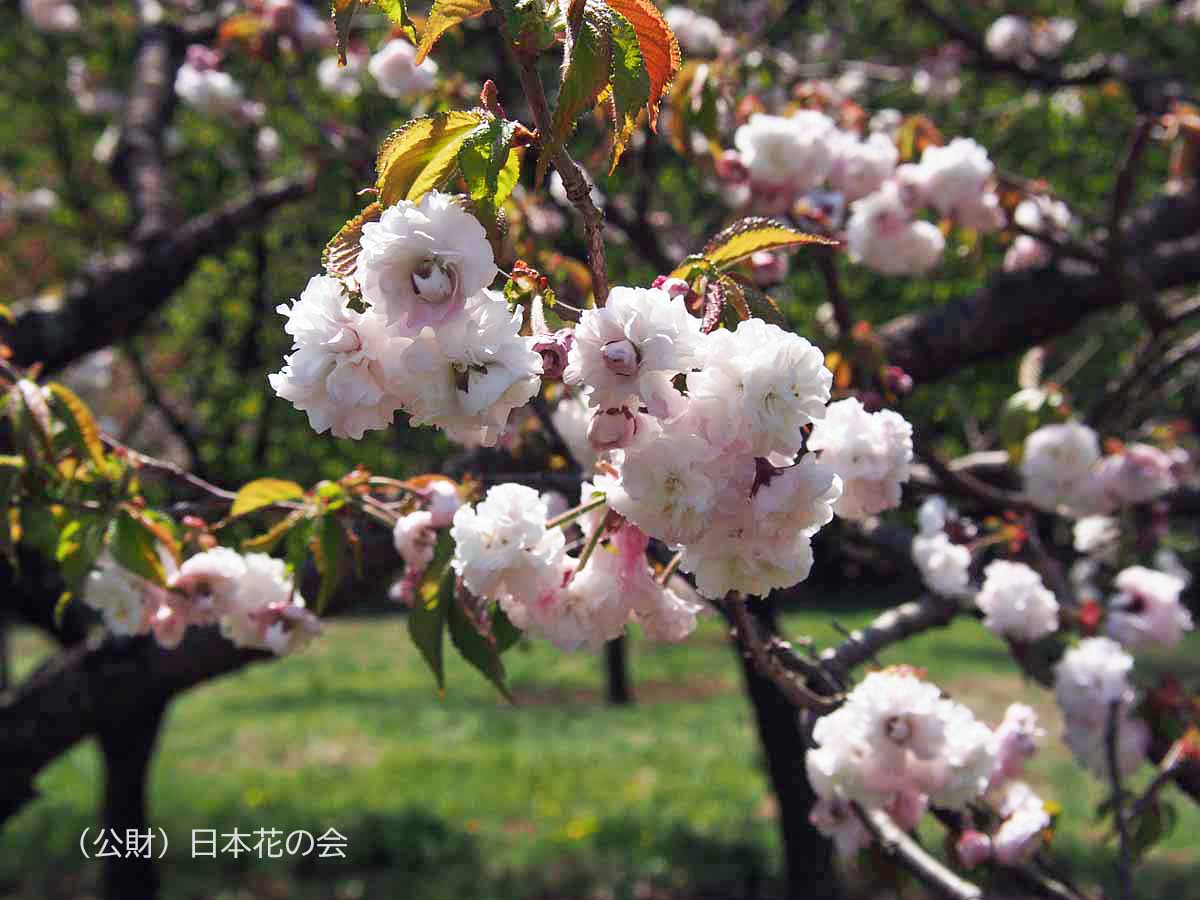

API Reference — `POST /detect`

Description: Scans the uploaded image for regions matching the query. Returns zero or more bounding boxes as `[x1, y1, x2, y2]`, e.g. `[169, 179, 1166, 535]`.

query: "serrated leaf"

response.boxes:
[231, 478, 305, 518]
[603, 0, 680, 131]
[700, 278, 725, 334]
[722, 271, 787, 328]
[448, 595, 513, 701]
[330, 0, 362, 65]
[415, 0, 489, 64]
[313, 514, 346, 614]
[409, 530, 455, 691]
[323, 202, 382, 284]
[110, 510, 168, 588]
[606, 9, 650, 173]
[702, 218, 836, 270]
[46, 383, 105, 467]
[541, 0, 613, 185]
[376, 110, 489, 206]
[374, 0, 419, 42]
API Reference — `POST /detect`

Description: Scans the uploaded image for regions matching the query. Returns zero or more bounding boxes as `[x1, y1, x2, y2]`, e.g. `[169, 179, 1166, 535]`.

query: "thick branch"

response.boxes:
[880, 187, 1200, 385]
[6, 174, 314, 373]
[819, 594, 962, 680]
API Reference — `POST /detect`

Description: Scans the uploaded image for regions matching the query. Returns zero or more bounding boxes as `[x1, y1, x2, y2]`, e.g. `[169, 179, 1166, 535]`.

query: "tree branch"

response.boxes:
[819, 594, 962, 680]
[505, 30, 611, 304]
[6, 174, 314, 374]
[854, 805, 983, 900]
[880, 186, 1200, 385]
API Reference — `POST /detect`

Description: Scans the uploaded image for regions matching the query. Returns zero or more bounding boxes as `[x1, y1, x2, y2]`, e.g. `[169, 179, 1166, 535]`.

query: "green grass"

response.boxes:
[3, 604, 1198, 900]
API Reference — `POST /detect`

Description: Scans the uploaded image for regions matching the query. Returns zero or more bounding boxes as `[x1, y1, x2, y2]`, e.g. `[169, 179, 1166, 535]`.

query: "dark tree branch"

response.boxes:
[880, 186, 1200, 385]
[819, 594, 962, 681]
[5, 174, 314, 374]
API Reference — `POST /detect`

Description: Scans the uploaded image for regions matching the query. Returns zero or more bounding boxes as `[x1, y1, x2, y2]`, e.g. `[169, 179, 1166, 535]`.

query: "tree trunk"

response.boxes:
[97, 701, 168, 900]
[605, 635, 633, 705]
[731, 597, 841, 900]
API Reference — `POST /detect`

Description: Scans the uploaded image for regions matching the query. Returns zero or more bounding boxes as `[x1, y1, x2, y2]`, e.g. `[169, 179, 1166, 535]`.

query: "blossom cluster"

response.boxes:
[270, 191, 543, 444]
[1021, 421, 1179, 516]
[558, 286, 911, 599]
[447, 482, 703, 652]
[985, 15, 1077, 61]
[911, 496, 972, 598]
[175, 45, 264, 124]
[85, 547, 320, 655]
[727, 108, 1006, 275]
[1053, 637, 1149, 776]
[806, 669, 1000, 855]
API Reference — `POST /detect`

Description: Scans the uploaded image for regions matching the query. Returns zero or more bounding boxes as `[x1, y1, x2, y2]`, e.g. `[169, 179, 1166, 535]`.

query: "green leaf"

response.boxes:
[0, 471, 19, 566]
[313, 513, 347, 614]
[375, 110, 490, 206]
[54, 590, 73, 629]
[55, 516, 106, 585]
[230, 478, 305, 518]
[604, 0, 681, 131]
[409, 530, 455, 692]
[540, 0, 613, 185]
[110, 510, 168, 588]
[0, 303, 13, 324]
[330, 0, 362, 65]
[702, 218, 836, 269]
[374, 0, 419, 42]
[242, 509, 306, 553]
[0, 454, 27, 470]
[415, 0, 490, 64]
[1130, 799, 1178, 860]
[448, 595, 513, 701]
[323, 202, 382, 284]
[459, 119, 522, 225]
[46, 382, 105, 467]
[605, 9, 650, 173]
[491, 604, 523, 654]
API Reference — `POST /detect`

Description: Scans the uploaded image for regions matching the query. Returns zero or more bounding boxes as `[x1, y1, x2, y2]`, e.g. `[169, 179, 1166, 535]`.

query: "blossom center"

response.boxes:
[411, 256, 457, 304]
[601, 339, 639, 377]
[884, 715, 912, 744]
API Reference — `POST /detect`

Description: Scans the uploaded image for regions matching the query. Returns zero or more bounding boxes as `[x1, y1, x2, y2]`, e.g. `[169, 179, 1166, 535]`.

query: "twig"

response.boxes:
[913, 434, 1033, 513]
[854, 804, 983, 900]
[816, 246, 853, 336]
[1106, 700, 1135, 900]
[503, 24, 610, 304]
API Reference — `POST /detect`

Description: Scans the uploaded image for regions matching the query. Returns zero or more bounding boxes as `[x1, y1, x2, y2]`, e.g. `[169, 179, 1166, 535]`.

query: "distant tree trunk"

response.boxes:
[98, 700, 168, 900]
[605, 635, 633, 705]
[730, 597, 841, 900]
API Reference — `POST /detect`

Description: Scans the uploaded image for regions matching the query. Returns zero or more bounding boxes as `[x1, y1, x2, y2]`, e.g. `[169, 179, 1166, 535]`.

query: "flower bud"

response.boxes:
[587, 407, 639, 451]
[532, 329, 575, 380]
[956, 831, 993, 868]
[751, 250, 788, 287]
[715, 149, 749, 183]
[600, 339, 638, 377]
[185, 43, 221, 72]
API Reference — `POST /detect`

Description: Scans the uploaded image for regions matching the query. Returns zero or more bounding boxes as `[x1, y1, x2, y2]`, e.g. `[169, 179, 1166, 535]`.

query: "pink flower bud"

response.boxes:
[884, 365, 913, 395]
[751, 250, 788, 287]
[587, 407, 639, 451]
[651, 275, 691, 299]
[715, 149, 749, 183]
[532, 329, 575, 380]
[600, 339, 639, 377]
[185, 44, 221, 72]
[956, 831, 993, 868]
